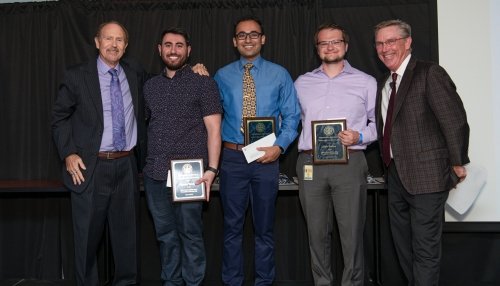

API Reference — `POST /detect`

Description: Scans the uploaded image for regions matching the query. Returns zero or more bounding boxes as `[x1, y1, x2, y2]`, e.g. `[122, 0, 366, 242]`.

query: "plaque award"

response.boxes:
[171, 159, 206, 202]
[243, 117, 276, 145]
[311, 119, 348, 164]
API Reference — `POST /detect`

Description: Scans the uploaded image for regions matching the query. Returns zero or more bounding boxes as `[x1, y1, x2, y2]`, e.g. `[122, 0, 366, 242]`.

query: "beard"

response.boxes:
[164, 54, 188, 71]
[321, 54, 344, 64]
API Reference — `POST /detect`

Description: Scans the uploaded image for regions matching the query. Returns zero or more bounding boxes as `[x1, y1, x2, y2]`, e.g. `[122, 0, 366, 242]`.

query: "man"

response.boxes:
[294, 23, 377, 286]
[52, 21, 146, 285]
[214, 16, 300, 286]
[374, 19, 469, 285]
[143, 27, 222, 286]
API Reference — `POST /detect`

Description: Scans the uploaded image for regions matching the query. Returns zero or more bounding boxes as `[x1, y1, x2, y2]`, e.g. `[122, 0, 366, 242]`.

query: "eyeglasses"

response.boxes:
[235, 31, 262, 40]
[374, 37, 408, 49]
[317, 39, 345, 49]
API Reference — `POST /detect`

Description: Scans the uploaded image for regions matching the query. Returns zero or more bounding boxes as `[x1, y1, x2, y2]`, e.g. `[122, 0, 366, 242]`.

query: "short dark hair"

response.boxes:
[314, 23, 350, 45]
[159, 27, 191, 46]
[95, 20, 129, 43]
[233, 15, 265, 37]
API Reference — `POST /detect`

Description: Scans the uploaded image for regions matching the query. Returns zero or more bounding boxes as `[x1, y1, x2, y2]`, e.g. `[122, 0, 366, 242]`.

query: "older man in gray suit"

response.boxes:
[374, 19, 469, 286]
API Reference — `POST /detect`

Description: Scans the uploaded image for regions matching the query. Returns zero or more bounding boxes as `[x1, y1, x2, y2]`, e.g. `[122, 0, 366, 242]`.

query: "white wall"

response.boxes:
[439, 0, 499, 221]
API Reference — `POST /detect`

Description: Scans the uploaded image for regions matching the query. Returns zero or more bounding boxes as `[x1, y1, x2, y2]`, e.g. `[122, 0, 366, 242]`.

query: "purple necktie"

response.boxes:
[109, 68, 126, 151]
[382, 73, 398, 166]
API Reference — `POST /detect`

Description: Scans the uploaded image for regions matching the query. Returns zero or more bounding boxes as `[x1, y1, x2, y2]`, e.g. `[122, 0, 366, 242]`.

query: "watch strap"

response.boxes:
[206, 166, 218, 175]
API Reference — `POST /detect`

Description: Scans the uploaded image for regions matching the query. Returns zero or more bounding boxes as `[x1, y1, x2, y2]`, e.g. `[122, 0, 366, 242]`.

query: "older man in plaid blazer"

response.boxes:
[374, 19, 469, 286]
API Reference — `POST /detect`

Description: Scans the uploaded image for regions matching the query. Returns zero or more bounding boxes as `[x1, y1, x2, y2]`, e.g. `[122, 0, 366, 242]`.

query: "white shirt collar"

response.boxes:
[393, 54, 411, 79]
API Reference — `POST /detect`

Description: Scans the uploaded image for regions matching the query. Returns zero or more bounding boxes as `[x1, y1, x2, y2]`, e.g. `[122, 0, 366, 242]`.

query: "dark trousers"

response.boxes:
[71, 155, 140, 286]
[387, 162, 449, 286]
[296, 152, 367, 286]
[143, 175, 206, 286]
[219, 148, 279, 286]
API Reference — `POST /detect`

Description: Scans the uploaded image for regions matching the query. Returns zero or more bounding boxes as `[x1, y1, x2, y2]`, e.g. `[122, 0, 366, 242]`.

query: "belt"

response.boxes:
[97, 151, 132, 160]
[223, 142, 245, 151]
[301, 149, 362, 155]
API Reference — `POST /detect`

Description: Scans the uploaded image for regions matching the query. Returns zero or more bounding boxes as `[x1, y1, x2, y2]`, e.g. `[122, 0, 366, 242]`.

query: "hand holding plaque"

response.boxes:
[311, 119, 348, 164]
[243, 117, 276, 145]
[171, 159, 206, 202]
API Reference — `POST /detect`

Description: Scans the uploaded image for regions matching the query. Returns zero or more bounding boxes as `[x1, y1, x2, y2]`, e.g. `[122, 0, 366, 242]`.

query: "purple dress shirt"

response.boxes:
[96, 57, 137, 151]
[294, 60, 377, 151]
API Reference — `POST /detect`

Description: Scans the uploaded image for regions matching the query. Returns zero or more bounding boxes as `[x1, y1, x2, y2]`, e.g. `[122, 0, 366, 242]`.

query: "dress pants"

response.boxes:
[144, 175, 206, 286]
[71, 155, 140, 286]
[296, 152, 367, 286]
[220, 148, 279, 286]
[387, 162, 449, 286]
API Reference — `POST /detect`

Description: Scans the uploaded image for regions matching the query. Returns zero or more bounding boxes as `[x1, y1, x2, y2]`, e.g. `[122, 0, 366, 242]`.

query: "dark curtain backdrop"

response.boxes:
[0, 0, 438, 181]
[8, 1, 499, 286]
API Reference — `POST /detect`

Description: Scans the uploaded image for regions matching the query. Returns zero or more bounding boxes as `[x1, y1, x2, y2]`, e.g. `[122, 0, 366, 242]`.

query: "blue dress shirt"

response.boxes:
[214, 56, 300, 151]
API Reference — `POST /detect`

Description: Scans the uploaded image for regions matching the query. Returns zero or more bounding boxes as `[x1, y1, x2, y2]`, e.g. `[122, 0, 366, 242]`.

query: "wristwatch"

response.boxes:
[206, 166, 219, 175]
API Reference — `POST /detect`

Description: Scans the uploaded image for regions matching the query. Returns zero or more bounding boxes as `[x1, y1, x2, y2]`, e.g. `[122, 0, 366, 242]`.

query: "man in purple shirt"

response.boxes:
[294, 23, 377, 286]
[52, 21, 146, 285]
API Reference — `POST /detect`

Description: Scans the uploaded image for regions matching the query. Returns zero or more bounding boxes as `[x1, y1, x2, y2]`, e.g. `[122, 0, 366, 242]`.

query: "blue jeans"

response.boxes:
[144, 175, 206, 286]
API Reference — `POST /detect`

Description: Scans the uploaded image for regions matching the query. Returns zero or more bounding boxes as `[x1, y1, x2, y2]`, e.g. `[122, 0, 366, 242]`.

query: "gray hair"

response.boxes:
[374, 19, 411, 38]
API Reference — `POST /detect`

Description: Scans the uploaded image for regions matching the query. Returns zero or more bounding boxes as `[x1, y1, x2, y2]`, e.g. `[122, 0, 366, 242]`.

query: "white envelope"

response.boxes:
[242, 133, 277, 163]
[446, 163, 487, 215]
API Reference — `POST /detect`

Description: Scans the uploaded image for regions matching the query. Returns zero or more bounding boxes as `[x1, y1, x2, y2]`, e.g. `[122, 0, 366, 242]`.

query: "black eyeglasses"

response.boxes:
[235, 31, 262, 40]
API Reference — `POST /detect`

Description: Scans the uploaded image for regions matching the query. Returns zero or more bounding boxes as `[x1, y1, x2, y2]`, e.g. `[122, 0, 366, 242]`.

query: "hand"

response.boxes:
[195, 171, 217, 202]
[65, 154, 86, 185]
[338, 129, 360, 146]
[255, 145, 281, 164]
[192, 63, 209, 76]
[453, 165, 467, 183]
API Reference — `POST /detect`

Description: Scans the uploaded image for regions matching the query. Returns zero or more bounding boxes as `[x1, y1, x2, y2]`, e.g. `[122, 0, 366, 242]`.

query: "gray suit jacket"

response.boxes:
[375, 57, 470, 195]
[52, 58, 146, 193]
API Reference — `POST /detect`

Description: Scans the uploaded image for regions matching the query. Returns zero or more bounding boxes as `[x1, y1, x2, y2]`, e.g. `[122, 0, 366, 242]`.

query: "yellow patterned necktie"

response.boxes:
[241, 63, 256, 133]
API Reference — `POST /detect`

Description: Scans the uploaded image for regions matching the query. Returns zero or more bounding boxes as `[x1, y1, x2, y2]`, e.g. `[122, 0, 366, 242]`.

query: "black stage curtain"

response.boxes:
[0, 0, 439, 181]
[5, 1, 498, 286]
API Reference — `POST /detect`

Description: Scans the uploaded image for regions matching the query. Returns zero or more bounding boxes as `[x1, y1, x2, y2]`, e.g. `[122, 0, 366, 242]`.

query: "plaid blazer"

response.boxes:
[375, 57, 470, 195]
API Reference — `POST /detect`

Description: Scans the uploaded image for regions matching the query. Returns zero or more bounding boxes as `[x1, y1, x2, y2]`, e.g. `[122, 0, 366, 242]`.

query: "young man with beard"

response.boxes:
[294, 23, 377, 286]
[143, 27, 222, 286]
